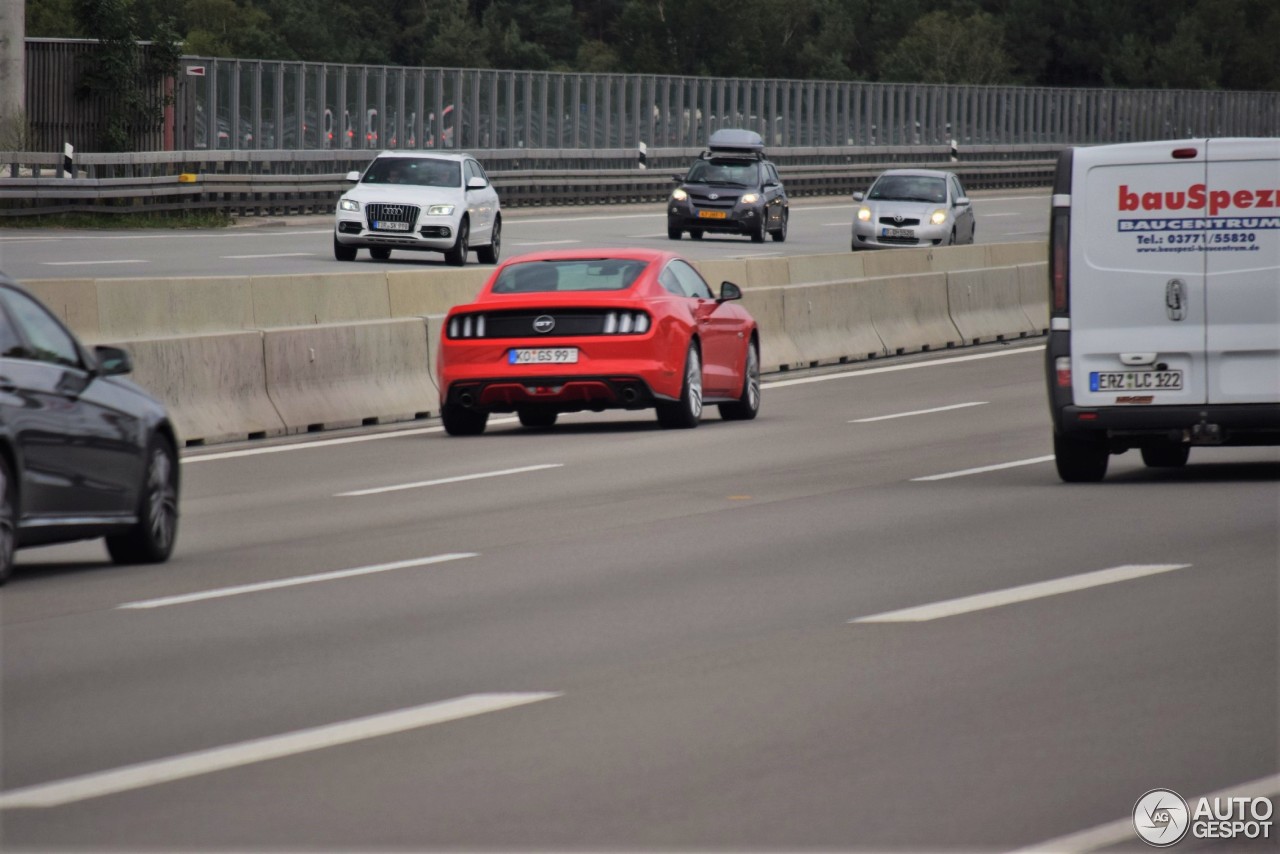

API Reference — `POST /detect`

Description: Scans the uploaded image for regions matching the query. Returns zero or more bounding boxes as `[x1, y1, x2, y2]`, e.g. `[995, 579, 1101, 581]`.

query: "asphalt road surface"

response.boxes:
[3, 343, 1277, 851]
[0, 191, 1049, 281]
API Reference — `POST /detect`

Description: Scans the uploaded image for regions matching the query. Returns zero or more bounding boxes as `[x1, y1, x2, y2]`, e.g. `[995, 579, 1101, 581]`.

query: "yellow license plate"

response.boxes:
[697, 210, 727, 219]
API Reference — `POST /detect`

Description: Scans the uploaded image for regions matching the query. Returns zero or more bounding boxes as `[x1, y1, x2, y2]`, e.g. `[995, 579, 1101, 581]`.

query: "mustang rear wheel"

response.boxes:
[442, 403, 488, 436]
[718, 341, 761, 421]
[656, 343, 703, 429]
[106, 436, 179, 565]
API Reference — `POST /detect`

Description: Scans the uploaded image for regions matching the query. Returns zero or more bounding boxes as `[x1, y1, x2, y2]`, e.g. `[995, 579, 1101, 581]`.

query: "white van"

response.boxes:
[1047, 138, 1280, 482]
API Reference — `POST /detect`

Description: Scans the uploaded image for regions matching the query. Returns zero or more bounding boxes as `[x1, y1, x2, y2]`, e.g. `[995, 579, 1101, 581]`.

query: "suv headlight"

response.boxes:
[671, 188, 688, 202]
[739, 193, 759, 205]
[857, 207, 871, 222]
[426, 204, 455, 216]
[930, 209, 948, 226]
[339, 198, 360, 212]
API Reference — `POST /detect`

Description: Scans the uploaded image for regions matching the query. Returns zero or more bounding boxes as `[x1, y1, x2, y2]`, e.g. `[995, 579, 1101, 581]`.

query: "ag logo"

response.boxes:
[532, 315, 555, 334]
[1134, 789, 1190, 847]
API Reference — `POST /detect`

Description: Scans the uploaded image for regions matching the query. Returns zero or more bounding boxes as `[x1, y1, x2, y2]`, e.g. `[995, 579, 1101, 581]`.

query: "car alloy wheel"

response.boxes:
[106, 438, 179, 564]
[771, 210, 788, 243]
[478, 217, 501, 264]
[445, 218, 470, 266]
[719, 342, 760, 421]
[657, 343, 703, 429]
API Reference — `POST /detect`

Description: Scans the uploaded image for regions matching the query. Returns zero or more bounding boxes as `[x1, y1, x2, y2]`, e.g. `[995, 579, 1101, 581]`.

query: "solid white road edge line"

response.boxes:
[850, 564, 1191, 623]
[850, 401, 988, 423]
[182, 417, 520, 463]
[763, 345, 1044, 389]
[44, 260, 147, 266]
[911, 455, 1055, 481]
[1009, 772, 1280, 853]
[117, 552, 478, 610]
[337, 463, 565, 497]
[221, 252, 316, 259]
[0, 693, 562, 809]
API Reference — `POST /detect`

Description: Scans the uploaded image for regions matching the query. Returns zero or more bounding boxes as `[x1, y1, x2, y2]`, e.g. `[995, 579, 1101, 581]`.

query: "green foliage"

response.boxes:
[27, 0, 1280, 90]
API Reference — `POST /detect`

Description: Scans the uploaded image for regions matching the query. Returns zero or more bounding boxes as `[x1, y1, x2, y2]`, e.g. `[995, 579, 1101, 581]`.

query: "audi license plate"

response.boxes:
[509, 348, 579, 365]
[374, 221, 410, 231]
[881, 227, 914, 238]
[1089, 370, 1183, 391]
[698, 210, 728, 219]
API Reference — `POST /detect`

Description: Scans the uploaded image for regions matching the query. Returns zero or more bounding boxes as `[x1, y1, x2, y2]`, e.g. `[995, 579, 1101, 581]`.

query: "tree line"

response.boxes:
[27, 0, 1280, 92]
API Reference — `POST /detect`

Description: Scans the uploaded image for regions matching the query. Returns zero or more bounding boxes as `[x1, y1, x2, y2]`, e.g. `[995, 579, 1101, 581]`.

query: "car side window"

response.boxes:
[951, 176, 966, 203]
[658, 266, 685, 297]
[0, 289, 82, 369]
[768, 164, 781, 185]
[465, 160, 482, 185]
[668, 260, 714, 299]
[0, 302, 23, 358]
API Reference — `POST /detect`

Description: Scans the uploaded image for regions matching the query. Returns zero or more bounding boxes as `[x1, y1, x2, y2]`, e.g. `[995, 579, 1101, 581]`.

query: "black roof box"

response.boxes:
[706, 128, 765, 159]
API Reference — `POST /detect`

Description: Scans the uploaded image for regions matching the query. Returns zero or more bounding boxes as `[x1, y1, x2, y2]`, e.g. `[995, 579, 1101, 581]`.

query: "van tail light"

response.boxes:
[1055, 357, 1072, 388]
[1050, 209, 1070, 314]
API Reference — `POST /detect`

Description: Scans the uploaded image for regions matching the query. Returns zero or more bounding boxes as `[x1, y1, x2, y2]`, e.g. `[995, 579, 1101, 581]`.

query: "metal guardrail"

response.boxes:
[0, 146, 1057, 218]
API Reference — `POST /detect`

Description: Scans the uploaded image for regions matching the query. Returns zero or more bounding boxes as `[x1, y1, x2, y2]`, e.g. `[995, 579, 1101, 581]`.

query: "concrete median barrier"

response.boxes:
[857, 248, 936, 278]
[862, 272, 963, 355]
[1018, 262, 1050, 333]
[251, 271, 392, 328]
[740, 287, 804, 372]
[987, 242, 1048, 267]
[24, 279, 100, 340]
[787, 252, 865, 285]
[925, 245, 989, 273]
[386, 268, 491, 317]
[946, 267, 1039, 344]
[783, 280, 886, 367]
[96, 277, 255, 339]
[107, 331, 286, 446]
[263, 317, 437, 433]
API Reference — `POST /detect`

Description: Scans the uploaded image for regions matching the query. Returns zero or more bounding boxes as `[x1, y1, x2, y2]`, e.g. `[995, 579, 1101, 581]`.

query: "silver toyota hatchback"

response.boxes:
[851, 169, 976, 250]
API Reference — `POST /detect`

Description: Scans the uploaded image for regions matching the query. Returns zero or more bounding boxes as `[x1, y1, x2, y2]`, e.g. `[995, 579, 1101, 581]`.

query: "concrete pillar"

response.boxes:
[0, 0, 25, 131]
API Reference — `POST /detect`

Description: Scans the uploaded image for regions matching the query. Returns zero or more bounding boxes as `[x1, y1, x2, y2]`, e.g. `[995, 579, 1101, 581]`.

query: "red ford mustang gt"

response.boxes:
[437, 248, 761, 435]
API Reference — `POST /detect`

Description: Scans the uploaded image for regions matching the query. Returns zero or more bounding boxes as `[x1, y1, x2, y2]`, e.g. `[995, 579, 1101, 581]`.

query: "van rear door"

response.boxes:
[1204, 138, 1280, 404]
[1070, 140, 1208, 408]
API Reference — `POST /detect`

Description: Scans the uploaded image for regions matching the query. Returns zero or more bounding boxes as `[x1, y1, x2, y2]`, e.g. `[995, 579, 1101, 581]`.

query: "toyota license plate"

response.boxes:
[1090, 370, 1183, 391]
[698, 210, 728, 219]
[509, 348, 579, 365]
[881, 227, 914, 238]
[374, 221, 410, 231]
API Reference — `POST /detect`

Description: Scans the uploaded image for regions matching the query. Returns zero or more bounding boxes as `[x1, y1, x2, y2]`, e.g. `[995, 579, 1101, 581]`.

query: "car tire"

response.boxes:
[0, 454, 15, 586]
[750, 216, 766, 243]
[334, 235, 357, 261]
[1053, 431, 1109, 483]
[656, 342, 703, 429]
[442, 403, 488, 436]
[770, 211, 788, 242]
[444, 218, 470, 267]
[517, 407, 557, 429]
[477, 216, 501, 264]
[369, 247, 392, 261]
[1141, 443, 1190, 468]
[947, 227, 957, 246]
[106, 436, 179, 565]
[689, 230, 704, 240]
[718, 340, 761, 421]
[667, 227, 682, 240]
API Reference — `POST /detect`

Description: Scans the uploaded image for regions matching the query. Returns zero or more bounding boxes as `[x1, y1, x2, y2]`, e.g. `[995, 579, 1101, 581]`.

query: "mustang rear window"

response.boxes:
[491, 260, 647, 293]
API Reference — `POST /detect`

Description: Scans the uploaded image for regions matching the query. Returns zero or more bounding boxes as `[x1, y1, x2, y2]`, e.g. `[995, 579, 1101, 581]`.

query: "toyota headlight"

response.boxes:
[857, 207, 871, 222]
[671, 188, 688, 202]
[426, 204, 456, 216]
[740, 193, 759, 205]
[930, 209, 948, 226]
[339, 198, 360, 212]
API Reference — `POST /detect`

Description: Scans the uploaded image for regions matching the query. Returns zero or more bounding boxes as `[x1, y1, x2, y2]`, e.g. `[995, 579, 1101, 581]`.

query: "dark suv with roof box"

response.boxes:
[666, 129, 789, 243]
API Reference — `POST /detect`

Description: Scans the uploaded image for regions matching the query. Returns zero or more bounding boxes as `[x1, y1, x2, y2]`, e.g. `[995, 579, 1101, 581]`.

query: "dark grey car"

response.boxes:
[667, 129, 789, 244]
[0, 275, 180, 584]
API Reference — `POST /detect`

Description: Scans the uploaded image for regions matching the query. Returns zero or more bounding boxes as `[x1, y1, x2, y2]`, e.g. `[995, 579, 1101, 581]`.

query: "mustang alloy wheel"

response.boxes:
[719, 341, 761, 421]
[657, 343, 703, 429]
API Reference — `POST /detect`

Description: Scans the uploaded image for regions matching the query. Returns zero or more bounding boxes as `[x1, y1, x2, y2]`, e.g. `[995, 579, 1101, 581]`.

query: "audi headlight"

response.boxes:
[930, 209, 948, 226]
[857, 207, 872, 222]
[671, 188, 688, 202]
[338, 198, 360, 212]
[740, 193, 759, 205]
[426, 204, 455, 216]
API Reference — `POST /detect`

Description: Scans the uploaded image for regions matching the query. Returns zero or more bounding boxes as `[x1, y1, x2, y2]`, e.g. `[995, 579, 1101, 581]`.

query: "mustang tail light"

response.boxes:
[603, 311, 650, 334]
[448, 313, 487, 338]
